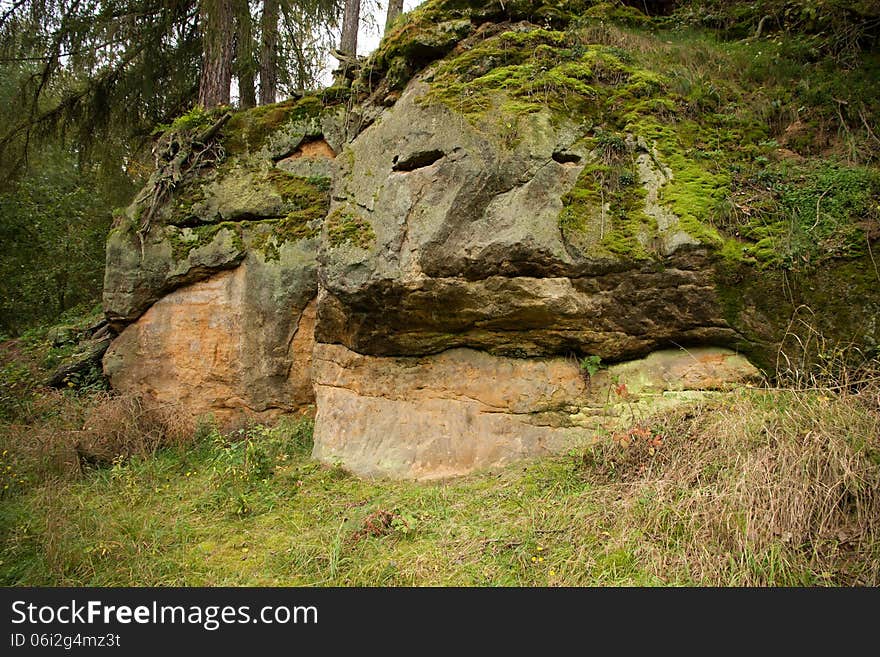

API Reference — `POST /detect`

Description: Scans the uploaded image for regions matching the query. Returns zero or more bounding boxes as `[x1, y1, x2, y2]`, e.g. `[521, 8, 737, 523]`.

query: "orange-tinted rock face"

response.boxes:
[280, 138, 336, 162]
[104, 265, 316, 420]
[312, 343, 760, 480]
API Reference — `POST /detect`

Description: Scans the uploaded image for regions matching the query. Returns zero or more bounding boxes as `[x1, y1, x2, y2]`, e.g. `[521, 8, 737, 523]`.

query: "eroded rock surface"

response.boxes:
[317, 78, 748, 361]
[312, 343, 759, 479]
[102, 4, 879, 479]
[104, 250, 317, 419]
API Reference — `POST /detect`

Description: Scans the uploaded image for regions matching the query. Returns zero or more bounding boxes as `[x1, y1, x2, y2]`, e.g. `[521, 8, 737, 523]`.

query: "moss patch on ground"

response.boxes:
[717, 161, 880, 268]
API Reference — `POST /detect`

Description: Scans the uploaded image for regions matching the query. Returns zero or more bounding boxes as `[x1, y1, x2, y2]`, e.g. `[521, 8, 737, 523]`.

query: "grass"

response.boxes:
[1, 381, 878, 587]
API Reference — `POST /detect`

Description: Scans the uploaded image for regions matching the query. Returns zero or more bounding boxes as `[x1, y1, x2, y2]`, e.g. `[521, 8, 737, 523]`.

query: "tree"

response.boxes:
[0, 0, 343, 181]
[0, 144, 130, 334]
[235, 0, 257, 108]
[259, 0, 279, 104]
[0, 0, 203, 181]
[278, 0, 342, 94]
[385, 0, 403, 34]
[338, 0, 359, 56]
[0, 0, 341, 335]
[198, 0, 235, 107]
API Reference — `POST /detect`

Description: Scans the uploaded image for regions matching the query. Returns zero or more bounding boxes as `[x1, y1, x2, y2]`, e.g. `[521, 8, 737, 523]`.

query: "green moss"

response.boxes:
[714, 254, 880, 371]
[559, 150, 654, 260]
[166, 179, 209, 225]
[377, 15, 473, 67]
[152, 106, 228, 137]
[730, 162, 880, 268]
[264, 169, 328, 206]
[251, 214, 322, 262]
[247, 172, 330, 260]
[583, 2, 650, 27]
[559, 129, 655, 260]
[620, 116, 729, 249]
[325, 208, 376, 249]
[222, 96, 323, 155]
[624, 70, 666, 98]
[320, 85, 353, 104]
[359, 5, 475, 92]
[422, 28, 604, 122]
[167, 222, 244, 261]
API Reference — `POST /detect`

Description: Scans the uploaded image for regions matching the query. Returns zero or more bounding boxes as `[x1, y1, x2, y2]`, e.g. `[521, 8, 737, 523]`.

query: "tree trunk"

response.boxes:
[259, 0, 279, 105]
[235, 0, 256, 108]
[384, 0, 404, 34]
[339, 0, 360, 57]
[198, 0, 235, 108]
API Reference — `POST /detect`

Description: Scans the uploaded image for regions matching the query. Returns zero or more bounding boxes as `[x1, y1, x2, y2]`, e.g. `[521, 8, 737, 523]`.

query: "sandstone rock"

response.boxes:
[104, 245, 317, 419]
[100, 15, 880, 482]
[191, 165, 297, 224]
[276, 138, 337, 179]
[312, 343, 759, 479]
[103, 223, 245, 328]
[315, 76, 746, 361]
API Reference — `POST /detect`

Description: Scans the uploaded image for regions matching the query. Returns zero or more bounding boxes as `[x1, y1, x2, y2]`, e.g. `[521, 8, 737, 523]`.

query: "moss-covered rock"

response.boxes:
[318, 3, 879, 368]
[222, 95, 324, 157]
[105, 0, 880, 434]
[101, 0, 880, 481]
[325, 208, 376, 249]
[105, 93, 338, 327]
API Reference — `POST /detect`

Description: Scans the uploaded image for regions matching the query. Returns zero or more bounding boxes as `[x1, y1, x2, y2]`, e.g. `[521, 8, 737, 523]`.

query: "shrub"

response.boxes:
[74, 393, 195, 466]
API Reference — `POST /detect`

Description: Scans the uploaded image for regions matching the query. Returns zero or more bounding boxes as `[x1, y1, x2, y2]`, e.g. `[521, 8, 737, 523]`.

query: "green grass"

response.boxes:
[0, 417, 614, 586]
[2, 383, 878, 587]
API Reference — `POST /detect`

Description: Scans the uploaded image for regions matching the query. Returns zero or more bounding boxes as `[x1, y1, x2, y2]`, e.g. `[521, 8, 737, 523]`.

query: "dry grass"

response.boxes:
[0, 391, 196, 484]
[582, 380, 880, 585]
[75, 393, 195, 464]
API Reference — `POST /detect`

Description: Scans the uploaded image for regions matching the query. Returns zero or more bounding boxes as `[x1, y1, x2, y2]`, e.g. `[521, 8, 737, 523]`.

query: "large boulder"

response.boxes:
[318, 78, 739, 360]
[102, 97, 336, 418]
[102, 2, 880, 477]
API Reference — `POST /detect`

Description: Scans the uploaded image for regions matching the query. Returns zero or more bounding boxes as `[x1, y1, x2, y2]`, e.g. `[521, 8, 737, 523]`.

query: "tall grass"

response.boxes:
[583, 380, 880, 585]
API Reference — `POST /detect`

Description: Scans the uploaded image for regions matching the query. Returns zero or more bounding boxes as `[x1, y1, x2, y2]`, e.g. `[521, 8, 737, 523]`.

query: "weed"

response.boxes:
[579, 354, 604, 385]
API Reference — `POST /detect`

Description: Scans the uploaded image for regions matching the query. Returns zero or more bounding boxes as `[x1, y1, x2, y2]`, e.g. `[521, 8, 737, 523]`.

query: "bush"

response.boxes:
[75, 393, 195, 465]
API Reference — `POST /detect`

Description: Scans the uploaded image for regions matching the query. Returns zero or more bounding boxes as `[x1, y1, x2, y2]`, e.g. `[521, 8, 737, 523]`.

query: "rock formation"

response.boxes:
[102, 0, 880, 478]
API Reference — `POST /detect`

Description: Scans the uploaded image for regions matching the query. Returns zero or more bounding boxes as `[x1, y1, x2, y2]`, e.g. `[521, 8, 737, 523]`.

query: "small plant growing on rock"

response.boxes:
[580, 354, 604, 378]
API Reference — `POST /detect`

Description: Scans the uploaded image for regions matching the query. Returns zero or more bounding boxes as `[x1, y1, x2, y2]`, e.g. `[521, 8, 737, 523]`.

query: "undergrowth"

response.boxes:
[1, 369, 877, 586]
